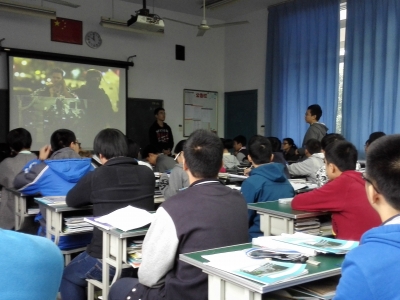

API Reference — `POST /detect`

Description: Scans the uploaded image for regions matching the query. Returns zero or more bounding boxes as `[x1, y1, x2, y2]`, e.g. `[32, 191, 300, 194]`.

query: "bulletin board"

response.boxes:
[183, 89, 218, 137]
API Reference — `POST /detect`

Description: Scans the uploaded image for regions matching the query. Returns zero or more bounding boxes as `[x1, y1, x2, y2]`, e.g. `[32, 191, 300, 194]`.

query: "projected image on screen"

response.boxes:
[9, 56, 126, 150]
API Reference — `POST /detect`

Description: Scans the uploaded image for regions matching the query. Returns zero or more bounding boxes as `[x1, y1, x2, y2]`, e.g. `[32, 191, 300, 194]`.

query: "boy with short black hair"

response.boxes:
[148, 107, 174, 155]
[241, 135, 294, 240]
[141, 144, 176, 173]
[292, 141, 380, 241]
[364, 131, 385, 152]
[297, 104, 328, 156]
[233, 135, 248, 162]
[334, 134, 400, 299]
[159, 140, 189, 200]
[222, 138, 240, 169]
[315, 133, 345, 187]
[109, 129, 248, 300]
[0, 128, 37, 230]
[288, 138, 324, 183]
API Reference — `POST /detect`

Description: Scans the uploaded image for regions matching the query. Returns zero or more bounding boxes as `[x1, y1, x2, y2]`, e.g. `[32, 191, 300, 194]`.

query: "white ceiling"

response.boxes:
[121, 0, 284, 21]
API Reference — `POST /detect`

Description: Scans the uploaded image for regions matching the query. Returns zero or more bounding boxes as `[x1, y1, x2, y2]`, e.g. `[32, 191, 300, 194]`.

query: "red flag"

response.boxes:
[51, 17, 82, 45]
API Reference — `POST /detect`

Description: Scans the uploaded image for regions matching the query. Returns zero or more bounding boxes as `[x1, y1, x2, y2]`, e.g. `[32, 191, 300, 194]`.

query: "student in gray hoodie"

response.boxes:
[159, 140, 189, 200]
[297, 104, 328, 156]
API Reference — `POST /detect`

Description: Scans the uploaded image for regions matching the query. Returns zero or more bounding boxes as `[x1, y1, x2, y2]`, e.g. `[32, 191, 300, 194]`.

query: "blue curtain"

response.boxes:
[343, 0, 400, 158]
[265, 0, 340, 147]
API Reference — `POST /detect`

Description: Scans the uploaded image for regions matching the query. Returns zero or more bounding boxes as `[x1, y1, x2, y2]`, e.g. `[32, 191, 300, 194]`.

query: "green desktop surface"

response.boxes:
[248, 201, 328, 219]
[180, 243, 343, 294]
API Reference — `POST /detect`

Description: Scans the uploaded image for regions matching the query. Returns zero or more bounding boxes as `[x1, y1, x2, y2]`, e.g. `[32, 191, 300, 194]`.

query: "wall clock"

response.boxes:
[85, 31, 102, 49]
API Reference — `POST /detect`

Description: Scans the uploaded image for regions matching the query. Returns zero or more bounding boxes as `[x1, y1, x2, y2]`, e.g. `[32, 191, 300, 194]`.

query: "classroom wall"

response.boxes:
[0, 0, 270, 143]
[224, 8, 269, 136]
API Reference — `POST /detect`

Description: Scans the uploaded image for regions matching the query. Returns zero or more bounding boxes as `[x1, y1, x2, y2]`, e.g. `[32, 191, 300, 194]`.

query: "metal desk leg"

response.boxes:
[14, 194, 21, 230]
[258, 213, 271, 236]
[46, 208, 52, 240]
[208, 274, 262, 300]
[102, 231, 111, 299]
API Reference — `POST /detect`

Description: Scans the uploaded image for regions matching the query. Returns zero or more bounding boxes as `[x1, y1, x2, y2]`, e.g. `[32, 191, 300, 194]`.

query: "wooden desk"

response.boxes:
[248, 201, 329, 236]
[180, 243, 343, 300]
[87, 226, 149, 300]
[5, 187, 38, 230]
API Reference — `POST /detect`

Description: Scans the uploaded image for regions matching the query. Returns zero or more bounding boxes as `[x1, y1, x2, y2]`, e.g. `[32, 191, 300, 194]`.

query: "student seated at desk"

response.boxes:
[315, 133, 345, 187]
[126, 138, 153, 170]
[233, 134, 249, 164]
[335, 134, 400, 299]
[0, 228, 63, 299]
[108, 129, 248, 300]
[267, 136, 290, 178]
[0, 128, 36, 230]
[60, 128, 155, 300]
[14, 129, 92, 196]
[241, 135, 294, 240]
[222, 138, 240, 169]
[364, 131, 385, 153]
[288, 139, 324, 184]
[141, 144, 176, 173]
[282, 137, 300, 162]
[159, 140, 189, 200]
[292, 141, 380, 241]
[13, 129, 93, 242]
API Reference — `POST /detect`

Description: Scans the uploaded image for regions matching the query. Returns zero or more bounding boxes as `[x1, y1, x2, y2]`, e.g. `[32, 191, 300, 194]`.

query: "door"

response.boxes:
[224, 90, 258, 142]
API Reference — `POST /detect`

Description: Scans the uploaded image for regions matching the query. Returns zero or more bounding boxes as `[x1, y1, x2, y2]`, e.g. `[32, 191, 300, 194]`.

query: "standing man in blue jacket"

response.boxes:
[241, 135, 295, 240]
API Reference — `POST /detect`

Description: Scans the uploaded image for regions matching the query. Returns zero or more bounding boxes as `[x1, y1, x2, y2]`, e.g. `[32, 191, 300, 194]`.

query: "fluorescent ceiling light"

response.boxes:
[205, 0, 240, 10]
[0, 0, 56, 19]
[44, 0, 80, 8]
[100, 17, 164, 35]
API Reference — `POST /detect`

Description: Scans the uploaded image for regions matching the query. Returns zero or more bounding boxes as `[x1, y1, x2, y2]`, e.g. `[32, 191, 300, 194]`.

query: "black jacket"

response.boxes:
[283, 148, 299, 162]
[66, 157, 155, 258]
[148, 121, 174, 152]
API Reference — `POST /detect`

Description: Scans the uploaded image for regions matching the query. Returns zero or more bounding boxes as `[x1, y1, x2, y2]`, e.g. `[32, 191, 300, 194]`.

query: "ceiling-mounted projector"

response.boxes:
[127, 0, 164, 34]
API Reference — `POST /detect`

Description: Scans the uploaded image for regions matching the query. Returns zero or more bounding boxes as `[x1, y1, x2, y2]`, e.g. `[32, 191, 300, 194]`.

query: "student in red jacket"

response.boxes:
[292, 141, 380, 241]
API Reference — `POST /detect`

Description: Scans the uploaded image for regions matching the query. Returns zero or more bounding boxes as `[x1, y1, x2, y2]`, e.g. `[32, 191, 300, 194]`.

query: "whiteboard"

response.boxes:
[183, 89, 218, 137]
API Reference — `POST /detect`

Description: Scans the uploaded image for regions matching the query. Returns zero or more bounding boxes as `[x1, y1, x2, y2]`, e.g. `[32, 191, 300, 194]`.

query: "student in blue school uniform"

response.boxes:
[241, 135, 294, 240]
[334, 134, 400, 299]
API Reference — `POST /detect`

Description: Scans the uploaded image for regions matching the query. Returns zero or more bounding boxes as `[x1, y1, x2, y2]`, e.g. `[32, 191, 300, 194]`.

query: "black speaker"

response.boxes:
[176, 45, 185, 61]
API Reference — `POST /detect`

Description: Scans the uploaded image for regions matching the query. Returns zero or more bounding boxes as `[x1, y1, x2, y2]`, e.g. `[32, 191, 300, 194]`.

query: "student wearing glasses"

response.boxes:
[281, 138, 299, 162]
[296, 104, 328, 156]
[291, 141, 380, 241]
[334, 134, 400, 299]
[159, 140, 189, 200]
[14, 129, 93, 241]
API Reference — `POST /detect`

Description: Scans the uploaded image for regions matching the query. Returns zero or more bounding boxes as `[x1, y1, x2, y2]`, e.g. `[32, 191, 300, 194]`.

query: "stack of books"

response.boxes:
[63, 216, 93, 233]
[202, 249, 308, 286]
[253, 233, 359, 255]
[294, 218, 321, 235]
[27, 207, 40, 215]
[127, 240, 144, 268]
[268, 276, 339, 299]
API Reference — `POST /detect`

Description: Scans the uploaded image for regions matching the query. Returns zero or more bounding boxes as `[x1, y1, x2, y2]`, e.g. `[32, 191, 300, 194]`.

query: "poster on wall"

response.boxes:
[183, 89, 218, 137]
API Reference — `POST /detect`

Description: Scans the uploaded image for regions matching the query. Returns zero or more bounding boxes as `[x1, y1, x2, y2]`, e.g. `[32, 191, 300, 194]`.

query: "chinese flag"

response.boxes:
[51, 17, 82, 45]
